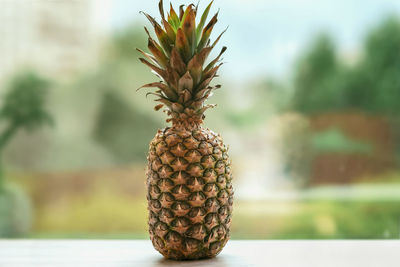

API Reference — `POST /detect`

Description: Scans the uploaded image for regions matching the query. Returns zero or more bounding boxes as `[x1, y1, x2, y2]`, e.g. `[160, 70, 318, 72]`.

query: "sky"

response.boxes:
[110, 0, 400, 82]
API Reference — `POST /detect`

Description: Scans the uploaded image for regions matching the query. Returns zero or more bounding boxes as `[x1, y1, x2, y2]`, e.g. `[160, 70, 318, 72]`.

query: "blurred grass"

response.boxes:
[25, 199, 400, 240]
[7, 168, 400, 239]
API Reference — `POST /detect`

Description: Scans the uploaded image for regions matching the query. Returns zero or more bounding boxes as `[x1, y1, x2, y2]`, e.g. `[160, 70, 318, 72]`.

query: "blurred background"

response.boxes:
[1, 0, 400, 239]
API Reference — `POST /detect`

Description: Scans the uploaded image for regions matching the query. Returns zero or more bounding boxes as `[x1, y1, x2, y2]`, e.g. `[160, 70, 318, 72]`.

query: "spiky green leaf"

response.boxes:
[204, 46, 227, 73]
[196, 1, 213, 41]
[211, 26, 228, 49]
[137, 82, 178, 100]
[168, 4, 180, 30]
[170, 48, 186, 75]
[162, 19, 176, 40]
[154, 24, 172, 56]
[197, 12, 218, 51]
[180, 4, 194, 27]
[165, 66, 181, 89]
[176, 28, 191, 62]
[148, 39, 168, 67]
[202, 62, 222, 82]
[158, 0, 165, 20]
[188, 47, 212, 85]
[139, 58, 166, 79]
[140, 11, 160, 28]
[179, 5, 185, 21]
[136, 48, 158, 66]
[182, 6, 196, 54]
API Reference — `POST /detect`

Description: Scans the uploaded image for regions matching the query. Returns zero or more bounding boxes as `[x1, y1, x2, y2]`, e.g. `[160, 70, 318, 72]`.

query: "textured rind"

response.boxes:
[146, 126, 233, 260]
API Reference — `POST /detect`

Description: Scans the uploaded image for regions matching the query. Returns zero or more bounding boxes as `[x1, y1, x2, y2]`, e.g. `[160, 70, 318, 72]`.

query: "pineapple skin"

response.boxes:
[146, 126, 233, 260]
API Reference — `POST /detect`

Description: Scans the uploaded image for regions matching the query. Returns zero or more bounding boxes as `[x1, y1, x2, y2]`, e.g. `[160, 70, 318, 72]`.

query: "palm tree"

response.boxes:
[0, 71, 52, 237]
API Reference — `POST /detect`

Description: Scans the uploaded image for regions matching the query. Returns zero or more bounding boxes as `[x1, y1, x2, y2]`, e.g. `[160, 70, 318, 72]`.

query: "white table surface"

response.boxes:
[0, 240, 399, 267]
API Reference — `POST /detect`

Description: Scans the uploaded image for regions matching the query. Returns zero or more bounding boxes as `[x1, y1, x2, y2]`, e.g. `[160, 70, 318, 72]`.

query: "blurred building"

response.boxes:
[0, 0, 111, 83]
[310, 112, 395, 185]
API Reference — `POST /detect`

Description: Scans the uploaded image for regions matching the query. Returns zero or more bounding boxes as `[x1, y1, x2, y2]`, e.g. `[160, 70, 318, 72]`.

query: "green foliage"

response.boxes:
[365, 16, 400, 75]
[293, 34, 340, 113]
[0, 71, 50, 237]
[275, 200, 400, 239]
[1, 72, 52, 133]
[311, 128, 373, 154]
[93, 91, 159, 163]
[0, 71, 52, 190]
[361, 16, 400, 113]
[0, 183, 32, 237]
[108, 27, 147, 62]
[86, 25, 160, 164]
[292, 16, 400, 115]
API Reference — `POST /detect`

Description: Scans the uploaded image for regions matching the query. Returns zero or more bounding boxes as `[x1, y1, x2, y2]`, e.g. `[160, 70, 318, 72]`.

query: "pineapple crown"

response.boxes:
[137, 0, 227, 129]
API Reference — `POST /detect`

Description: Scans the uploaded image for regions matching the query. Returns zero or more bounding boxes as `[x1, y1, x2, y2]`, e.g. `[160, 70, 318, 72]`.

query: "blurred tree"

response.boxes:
[292, 16, 400, 115]
[363, 17, 400, 163]
[292, 34, 340, 113]
[82, 25, 162, 164]
[290, 16, 400, 181]
[93, 91, 159, 163]
[0, 72, 52, 189]
[361, 16, 400, 114]
[0, 71, 52, 237]
[88, 25, 149, 97]
[109, 26, 147, 61]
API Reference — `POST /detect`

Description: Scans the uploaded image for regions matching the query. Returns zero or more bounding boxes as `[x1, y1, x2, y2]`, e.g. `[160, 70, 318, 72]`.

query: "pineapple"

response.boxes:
[138, 0, 233, 260]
